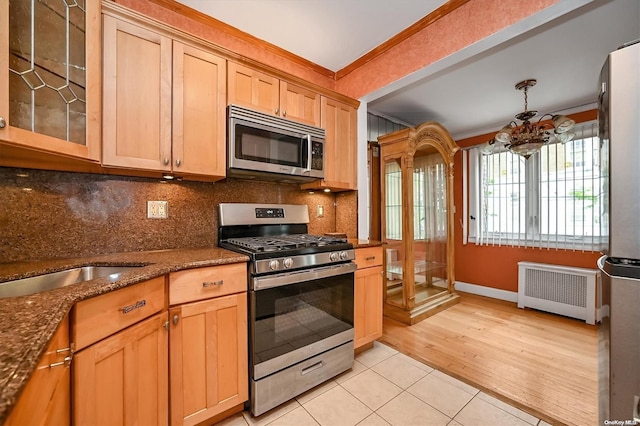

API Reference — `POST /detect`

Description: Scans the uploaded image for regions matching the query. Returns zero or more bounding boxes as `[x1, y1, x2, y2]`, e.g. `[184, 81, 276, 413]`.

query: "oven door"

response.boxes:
[250, 262, 356, 380]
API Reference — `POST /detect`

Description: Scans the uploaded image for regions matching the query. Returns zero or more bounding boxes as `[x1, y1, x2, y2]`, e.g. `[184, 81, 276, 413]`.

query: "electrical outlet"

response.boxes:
[147, 201, 168, 219]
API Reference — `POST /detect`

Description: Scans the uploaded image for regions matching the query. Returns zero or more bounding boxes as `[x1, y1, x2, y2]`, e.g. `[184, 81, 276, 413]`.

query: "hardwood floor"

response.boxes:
[380, 292, 598, 426]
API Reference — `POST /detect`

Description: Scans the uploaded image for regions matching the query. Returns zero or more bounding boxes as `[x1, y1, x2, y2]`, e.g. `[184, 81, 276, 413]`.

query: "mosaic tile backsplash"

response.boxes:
[0, 167, 357, 263]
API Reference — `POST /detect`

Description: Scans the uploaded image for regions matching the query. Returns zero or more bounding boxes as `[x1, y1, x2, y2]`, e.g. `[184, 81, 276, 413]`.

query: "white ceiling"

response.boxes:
[178, 0, 640, 140]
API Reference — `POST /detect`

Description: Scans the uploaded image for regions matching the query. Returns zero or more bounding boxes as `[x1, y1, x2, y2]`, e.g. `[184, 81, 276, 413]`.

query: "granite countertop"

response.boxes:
[0, 247, 249, 424]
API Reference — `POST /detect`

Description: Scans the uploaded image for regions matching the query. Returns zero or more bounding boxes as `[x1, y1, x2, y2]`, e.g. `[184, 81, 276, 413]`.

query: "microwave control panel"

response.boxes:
[311, 141, 323, 171]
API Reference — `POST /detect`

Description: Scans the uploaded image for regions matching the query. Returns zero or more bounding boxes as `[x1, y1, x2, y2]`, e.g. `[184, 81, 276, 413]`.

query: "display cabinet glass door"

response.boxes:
[379, 121, 459, 325]
[411, 149, 448, 306]
[384, 151, 449, 310]
[8, 0, 87, 143]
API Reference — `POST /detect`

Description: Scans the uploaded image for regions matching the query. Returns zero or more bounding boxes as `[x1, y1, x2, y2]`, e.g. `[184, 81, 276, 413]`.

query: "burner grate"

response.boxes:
[225, 234, 347, 252]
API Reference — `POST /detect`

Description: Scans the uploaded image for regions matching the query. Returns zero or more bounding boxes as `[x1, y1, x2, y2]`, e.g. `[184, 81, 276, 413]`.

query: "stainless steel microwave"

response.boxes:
[227, 105, 325, 182]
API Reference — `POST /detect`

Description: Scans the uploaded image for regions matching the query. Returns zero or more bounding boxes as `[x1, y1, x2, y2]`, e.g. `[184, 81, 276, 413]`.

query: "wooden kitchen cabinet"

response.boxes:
[228, 61, 321, 126]
[169, 265, 248, 426]
[354, 247, 384, 350]
[0, 0, 101, 167]
[4, 314, 71, 426]
[102, 9, 227, 181]
[73, 312, 169, 425]
[301, 96, 357, 192]
[72, 276, 168, 424]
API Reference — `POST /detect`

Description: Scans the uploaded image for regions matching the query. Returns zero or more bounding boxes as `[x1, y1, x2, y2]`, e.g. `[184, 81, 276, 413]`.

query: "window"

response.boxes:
[465, 121, 605, 251]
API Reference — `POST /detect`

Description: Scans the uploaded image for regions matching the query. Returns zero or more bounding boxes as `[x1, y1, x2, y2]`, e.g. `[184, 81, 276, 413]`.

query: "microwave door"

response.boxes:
[231, 121, 307, 176]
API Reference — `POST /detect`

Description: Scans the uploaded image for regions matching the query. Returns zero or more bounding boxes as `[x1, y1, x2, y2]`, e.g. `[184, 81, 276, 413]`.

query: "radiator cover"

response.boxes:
[517, 261, 598, 324]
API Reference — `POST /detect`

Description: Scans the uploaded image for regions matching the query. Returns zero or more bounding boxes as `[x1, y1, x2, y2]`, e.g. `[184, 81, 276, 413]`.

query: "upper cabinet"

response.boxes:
[1, 1, 359, 185]
[301, 97, 357, 192]
[102, 9, 227, 181]
[228, 62, 321, 127]
[0, 0, 101, 163]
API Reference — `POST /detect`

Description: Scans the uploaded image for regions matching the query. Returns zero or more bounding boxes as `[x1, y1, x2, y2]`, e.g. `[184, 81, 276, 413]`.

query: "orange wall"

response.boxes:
[336, 0, 561, 99]
[452, 110, 601, 292]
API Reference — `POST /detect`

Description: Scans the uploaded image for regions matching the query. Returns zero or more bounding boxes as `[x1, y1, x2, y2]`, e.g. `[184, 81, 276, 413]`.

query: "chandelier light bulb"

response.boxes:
[552, 115, 576, 133]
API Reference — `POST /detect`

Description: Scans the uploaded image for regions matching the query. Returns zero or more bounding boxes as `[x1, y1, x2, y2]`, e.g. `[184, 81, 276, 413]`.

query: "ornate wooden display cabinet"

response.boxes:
[378, 122, 460, 325]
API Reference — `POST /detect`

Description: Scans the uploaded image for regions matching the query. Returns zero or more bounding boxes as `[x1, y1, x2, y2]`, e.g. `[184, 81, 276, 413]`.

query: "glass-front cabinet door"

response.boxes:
[0, 0, 100, 161]
[379, 122, 459, 325]
[384, 156, 405, 309]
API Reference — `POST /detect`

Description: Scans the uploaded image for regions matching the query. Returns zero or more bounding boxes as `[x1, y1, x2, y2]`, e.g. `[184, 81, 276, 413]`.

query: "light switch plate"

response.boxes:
[317, 205, 324, 218]
[147, 201, 168, 219]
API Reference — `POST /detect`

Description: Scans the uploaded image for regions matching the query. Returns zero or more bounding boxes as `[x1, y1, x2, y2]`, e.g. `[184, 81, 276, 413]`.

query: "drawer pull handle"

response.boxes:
[118, 299, 146, 314]
[202, 280, 224, 288]
[365, 256, 376, 261]
[55, 344, 74, 354]
[49, 356, 72, 369]
[301, 361, 324, 376]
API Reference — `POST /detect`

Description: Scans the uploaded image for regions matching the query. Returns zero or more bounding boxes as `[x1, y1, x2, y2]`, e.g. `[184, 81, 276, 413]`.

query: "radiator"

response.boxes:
[517, 261, 598, 325]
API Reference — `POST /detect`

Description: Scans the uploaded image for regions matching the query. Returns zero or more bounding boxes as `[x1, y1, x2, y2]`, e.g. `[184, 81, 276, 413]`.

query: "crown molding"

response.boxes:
[142, 0, 336, 79]
[335, 0, 472, 80]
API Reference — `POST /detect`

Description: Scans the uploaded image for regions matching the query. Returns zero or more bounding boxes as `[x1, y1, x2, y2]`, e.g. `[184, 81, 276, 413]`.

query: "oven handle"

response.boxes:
[253, 262, 357, 291]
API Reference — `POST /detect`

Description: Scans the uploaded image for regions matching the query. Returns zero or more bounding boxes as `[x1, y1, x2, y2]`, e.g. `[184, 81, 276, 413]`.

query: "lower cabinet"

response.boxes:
[354, 247, 384, 349]
[169, 293, 248, 425]
[73, 311, 169, 425]
[72, 276, 168, 425]
[169, 264, 248, 426]
[7, 265, 249, 426]
[5, 314, 71, 426]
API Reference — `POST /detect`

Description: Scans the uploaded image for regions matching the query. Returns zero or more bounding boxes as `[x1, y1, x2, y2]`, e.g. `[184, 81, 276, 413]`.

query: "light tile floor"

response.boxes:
[219, 342, 553, 426]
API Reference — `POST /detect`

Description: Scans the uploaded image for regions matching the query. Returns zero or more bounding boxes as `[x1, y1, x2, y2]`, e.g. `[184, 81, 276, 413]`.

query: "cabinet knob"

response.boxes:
[163, 321, 169, 330]
[163, 158, 170, 166]
[274, 107, 279, 115]
[175, 159, 181, 167]
[0, 117, 5, 128]
[282, 110, 286, 117]
[172, 315, 179, 325]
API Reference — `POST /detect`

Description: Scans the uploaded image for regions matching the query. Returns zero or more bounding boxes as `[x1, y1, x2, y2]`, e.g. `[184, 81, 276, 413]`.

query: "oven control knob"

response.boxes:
[269, 259, 280, 271]
[339, 251, 349, 260]
[330, 252, 339, 261]
[283, 258, 294, 268]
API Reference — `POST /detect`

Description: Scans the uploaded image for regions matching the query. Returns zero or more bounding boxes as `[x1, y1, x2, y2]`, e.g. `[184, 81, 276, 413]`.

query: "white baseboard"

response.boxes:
[454, 281, 518, 303]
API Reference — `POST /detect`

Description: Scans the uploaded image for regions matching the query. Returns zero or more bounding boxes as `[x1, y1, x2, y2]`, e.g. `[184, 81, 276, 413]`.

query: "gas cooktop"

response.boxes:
[224, 234, 348, 253]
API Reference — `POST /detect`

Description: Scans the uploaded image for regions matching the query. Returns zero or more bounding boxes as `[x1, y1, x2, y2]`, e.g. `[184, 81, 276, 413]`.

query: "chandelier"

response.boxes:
[487, 79, 576, 159]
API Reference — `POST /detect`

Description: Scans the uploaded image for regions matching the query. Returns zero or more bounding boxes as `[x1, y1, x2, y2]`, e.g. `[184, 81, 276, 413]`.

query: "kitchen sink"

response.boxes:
[0, 266, 142, 298]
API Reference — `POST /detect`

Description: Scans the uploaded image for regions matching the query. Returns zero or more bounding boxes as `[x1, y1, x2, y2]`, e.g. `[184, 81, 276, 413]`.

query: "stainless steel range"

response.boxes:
[218, 203, 356, 416]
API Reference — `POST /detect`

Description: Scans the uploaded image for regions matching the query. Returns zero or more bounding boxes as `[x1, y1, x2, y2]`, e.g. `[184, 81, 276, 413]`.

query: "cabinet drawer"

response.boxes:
[73, 276, 166, 351]
[355, 247, 383, 269]
[169, 262, 247, 305]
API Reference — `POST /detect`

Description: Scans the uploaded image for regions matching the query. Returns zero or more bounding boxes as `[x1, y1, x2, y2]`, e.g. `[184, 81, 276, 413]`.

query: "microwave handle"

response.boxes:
[305, 134, 312, 174]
